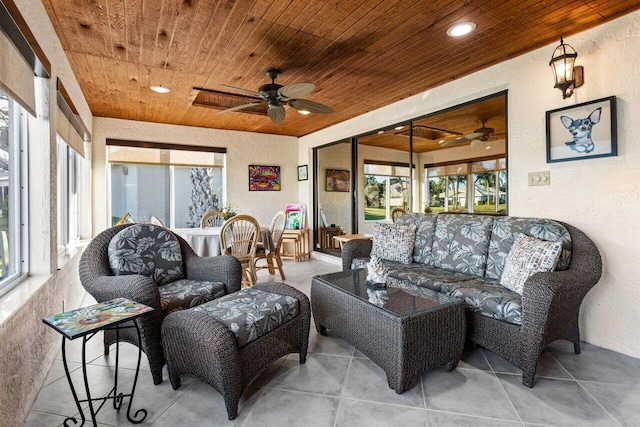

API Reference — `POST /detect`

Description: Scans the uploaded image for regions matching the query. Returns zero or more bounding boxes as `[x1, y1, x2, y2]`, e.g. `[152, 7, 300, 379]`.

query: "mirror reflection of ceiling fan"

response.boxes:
[439, 119, 503, 148]
[194, 69, 334, 124]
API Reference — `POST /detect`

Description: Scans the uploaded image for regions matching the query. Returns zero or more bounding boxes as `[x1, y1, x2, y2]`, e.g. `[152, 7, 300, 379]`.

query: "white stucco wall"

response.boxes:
[300, 12, 640, 358]
[92, 118, 299, 232]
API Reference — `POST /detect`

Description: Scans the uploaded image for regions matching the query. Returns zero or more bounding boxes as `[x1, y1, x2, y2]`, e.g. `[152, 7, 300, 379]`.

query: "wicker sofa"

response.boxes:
[341, 213, 602, 387]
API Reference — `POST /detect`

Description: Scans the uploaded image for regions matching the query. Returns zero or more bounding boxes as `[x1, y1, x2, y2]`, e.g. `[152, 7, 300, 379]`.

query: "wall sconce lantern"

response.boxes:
[549, 37, 584, 99]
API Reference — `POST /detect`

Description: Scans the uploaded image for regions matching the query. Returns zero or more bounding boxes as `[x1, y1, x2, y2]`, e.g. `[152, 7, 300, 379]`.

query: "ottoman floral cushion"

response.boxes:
[193, 288, 299, 347]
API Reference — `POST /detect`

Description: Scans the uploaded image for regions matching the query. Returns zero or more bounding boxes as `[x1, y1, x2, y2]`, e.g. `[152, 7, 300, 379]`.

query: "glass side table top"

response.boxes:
[312, 269, 460, 318]
[43, 297, 154, 340]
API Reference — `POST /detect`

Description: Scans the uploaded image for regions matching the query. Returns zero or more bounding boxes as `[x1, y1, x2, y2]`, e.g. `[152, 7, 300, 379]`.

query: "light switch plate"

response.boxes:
[528, 171, 550, 186]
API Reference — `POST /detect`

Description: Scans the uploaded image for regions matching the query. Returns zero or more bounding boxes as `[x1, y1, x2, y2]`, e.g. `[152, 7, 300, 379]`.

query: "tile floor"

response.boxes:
[28, 259, 640, 426]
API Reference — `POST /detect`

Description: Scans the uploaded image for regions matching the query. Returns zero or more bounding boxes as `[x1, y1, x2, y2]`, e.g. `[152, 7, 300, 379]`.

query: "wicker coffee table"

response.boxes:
[311, 269, 465, 393]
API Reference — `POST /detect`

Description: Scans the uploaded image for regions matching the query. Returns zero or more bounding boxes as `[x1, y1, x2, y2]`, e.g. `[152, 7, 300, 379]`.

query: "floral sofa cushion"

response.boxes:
[158, 279, 226, 316]
[431, 214, 494, 277]
[485, 217, 572, 280]
[193, 288, 299, 348]
[387, 264, 478, 292]
[370, 222, 417, 264]
[395, 213, 438, 264]
[441, 277, 523, 325]
[108, 224, 183, 285]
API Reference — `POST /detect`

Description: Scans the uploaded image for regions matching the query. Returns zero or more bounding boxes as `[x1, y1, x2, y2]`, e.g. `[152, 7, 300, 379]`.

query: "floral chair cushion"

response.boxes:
[108, 224, 184, 286]
[395, 213, 438, 264]
[441, 277, 523, 325]
[387, 264, 478, 292]
[499, 234, 563, 295]
[431, 214, 494, 277]
[485, 217, 572, 280]
[193, 288, 299, 348]
[158, 279, 226, 316]
[371, 222, 417, 264]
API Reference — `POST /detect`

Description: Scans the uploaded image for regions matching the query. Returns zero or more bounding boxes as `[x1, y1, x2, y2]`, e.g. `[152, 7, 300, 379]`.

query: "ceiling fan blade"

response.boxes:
[439, 137, 470, 147]
[470, 139, 487, 149]
[278, 82, 315, 99]
[267, 105, 286, 123]
[288, 98, 334, 114]
[219, 84, 263, 98]
[216, 102, 263, 114]
[464, 132, 484, 140]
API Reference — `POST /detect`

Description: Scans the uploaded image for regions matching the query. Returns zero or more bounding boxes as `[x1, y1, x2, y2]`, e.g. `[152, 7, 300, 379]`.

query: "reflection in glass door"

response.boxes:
[315, 140, 352, 254]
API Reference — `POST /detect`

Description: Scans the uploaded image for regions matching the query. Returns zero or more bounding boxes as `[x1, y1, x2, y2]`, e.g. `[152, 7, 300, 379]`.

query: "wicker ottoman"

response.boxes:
[161, 282, 310, 420]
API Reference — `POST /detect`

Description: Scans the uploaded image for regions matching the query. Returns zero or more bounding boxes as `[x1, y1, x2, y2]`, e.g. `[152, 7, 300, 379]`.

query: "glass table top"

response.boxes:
[312, 269, 460, 318]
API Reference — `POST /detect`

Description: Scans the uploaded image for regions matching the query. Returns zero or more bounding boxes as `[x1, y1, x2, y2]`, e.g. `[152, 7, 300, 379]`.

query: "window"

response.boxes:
[108, 145, 225, 228]
[472, 159, 507, 214]
[57, 136, 83, 267]
[364, 162, 410, 221]
[0, 91, 26, 294]
[425, 158, 506, 214]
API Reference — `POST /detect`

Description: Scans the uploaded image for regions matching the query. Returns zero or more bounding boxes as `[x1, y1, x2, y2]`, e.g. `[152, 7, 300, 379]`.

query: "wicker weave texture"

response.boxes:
[78, 224, 242, 385]
[311, 276, 465, 393]
[340, 218, 602, 388]
[161, 282, 310, 420]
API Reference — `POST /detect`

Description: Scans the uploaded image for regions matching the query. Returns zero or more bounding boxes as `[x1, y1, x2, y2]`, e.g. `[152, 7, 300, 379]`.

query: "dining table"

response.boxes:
[172, 226, 275, 258]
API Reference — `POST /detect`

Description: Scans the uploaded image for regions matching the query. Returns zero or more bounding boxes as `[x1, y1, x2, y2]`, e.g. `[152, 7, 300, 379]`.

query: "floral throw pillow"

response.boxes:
[371, 222, 417, 265]
[500, 233, 562, 295]
[108, 224, 184, 285]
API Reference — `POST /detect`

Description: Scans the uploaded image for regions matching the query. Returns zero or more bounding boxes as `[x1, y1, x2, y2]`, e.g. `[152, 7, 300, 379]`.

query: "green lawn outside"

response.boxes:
[364, 207, 386, 221]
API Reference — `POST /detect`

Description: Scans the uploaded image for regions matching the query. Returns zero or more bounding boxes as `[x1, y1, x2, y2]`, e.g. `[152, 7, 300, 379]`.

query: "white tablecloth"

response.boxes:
[172, 227, 222, 257]
[172, 227, 274, 257]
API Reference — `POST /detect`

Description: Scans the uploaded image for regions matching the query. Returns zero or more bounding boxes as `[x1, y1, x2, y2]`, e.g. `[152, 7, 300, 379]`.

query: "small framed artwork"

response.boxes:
[326, 169, 350, 192]
[546, 96, 617, 163]
[249, 165, 280, 191]
[297, 165, 308, 181]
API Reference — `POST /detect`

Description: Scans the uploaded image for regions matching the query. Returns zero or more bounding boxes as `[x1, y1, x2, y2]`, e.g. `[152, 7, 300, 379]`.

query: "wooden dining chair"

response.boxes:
[201, 211, 225, 228]
[254, 211, 286, 280]
[219, 214, 260, 287]
[150, 215, 165, 226]
[391, 207, 406, 223]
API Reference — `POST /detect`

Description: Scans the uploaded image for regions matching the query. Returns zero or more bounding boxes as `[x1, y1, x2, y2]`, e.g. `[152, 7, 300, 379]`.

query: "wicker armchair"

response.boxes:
[79, 224, 242, 385]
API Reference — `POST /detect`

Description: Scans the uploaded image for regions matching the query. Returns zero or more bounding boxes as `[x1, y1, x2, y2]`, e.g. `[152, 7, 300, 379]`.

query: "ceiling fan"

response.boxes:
[213, 69, 334, 124]
[439, 119, 496, 148]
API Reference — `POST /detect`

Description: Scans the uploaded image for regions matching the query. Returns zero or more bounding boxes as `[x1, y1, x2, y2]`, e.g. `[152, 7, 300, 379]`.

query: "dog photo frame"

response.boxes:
[297, 165, 308, 181]
[546, 96, 617, 163]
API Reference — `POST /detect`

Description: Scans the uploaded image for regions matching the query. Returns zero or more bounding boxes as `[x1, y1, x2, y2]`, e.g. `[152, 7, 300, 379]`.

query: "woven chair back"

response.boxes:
[219, 214, 260, 262]
[201, 211, 225, 228]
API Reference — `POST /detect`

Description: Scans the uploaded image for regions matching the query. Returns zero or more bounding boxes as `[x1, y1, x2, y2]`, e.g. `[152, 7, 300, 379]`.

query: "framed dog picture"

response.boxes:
[546, 96, 617, 163]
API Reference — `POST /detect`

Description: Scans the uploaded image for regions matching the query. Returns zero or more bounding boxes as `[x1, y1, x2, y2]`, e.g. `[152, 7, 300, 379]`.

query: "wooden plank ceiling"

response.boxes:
[42, 0, 640, 137]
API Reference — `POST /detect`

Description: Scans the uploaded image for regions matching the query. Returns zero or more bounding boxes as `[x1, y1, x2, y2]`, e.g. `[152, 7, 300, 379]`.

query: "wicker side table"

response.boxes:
[311, 269, 465, 393]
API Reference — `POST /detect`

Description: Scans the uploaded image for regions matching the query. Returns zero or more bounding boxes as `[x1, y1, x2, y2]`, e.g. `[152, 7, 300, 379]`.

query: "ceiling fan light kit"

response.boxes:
[206, 69, 334, 123]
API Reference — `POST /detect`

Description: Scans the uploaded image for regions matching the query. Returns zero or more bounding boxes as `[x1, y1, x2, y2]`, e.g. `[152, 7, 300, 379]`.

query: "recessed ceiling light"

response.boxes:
[447, 22, 476, 37]
[298, 109, 311, 115]
[485, 146, 492, 150]
[150, 85, 171, 93]
[377, 130, 384, 134]
[395, 126, 404, 130]
[439, 139, 445, 144]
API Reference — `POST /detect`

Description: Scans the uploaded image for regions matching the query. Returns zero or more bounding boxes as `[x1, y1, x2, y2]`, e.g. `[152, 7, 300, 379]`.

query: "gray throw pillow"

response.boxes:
[371, 222, 417, 265]
[108, 224, 184, 285]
